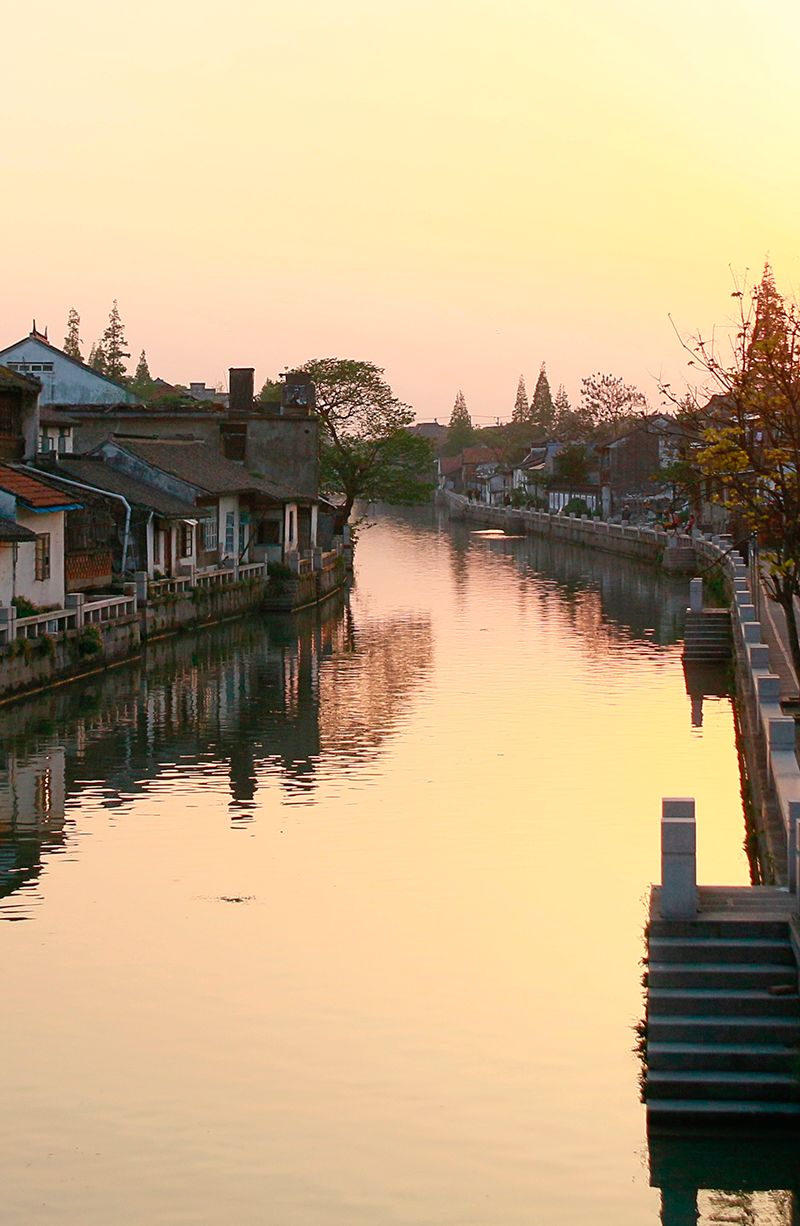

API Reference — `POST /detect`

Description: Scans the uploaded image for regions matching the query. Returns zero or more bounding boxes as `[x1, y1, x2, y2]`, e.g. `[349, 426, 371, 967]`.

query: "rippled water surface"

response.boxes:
[1, 507, 782, 1224]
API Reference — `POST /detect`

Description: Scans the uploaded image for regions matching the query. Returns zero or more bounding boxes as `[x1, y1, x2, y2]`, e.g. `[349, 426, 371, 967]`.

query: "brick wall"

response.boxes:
[66, 550, 113, 591]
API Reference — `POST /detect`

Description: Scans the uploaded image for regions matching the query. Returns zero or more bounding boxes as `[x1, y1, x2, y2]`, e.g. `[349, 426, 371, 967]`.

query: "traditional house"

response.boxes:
[0, 327, 138, 410]
[597, 414, 686, 517]
[437, 446, 503, 498]
[0, 465, 81, 609]
[91, 435, 313, 574]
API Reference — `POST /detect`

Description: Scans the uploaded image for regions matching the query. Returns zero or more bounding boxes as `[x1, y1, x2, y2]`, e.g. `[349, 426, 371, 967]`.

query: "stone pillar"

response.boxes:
[286, 551, 300, 575]
[661, 798, 697, 920]
[312, 548, 323, 572]
[688, 578, 703, 613]
[0, 605, 17, 645]
[747, 643, 771, 671]
[65, 591, 85, 629]
[742, 621, 762, 644]
[738, 603, 756, 623]
[135, 570, 149, 606]
[784, 804, 798, 892]
[756, 674, 782, 703]
[769, 717, 795, 751]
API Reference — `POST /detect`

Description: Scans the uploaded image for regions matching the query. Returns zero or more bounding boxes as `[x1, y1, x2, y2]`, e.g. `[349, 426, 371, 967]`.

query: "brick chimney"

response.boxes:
[228, 368, 254, 415]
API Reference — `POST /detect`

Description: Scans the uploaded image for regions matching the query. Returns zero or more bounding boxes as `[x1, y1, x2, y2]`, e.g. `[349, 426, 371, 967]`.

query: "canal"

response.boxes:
[0, 506, 784, 1224]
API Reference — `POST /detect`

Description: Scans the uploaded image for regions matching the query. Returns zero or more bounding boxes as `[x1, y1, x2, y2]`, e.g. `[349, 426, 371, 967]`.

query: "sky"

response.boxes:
[3, 0, 800, 423]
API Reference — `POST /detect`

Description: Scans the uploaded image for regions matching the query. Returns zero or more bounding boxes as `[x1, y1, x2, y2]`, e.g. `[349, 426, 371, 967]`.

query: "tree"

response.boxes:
[530, 363, 555, 435]
[553, 443, 592, 484]
[580, 372, 647, 432]
[63, 308, 82, 361]
[87, 341, 106, 375]
[257, 376, 283, 404]
[553, 383, 592, 441]
[684, 263, 800, 681]
[101, 300, 130, 382]
[298, 358, 435, 524]
[446, 389, 475, 452]
[512, 375, 529, 423]
[132, 350, 153, 398]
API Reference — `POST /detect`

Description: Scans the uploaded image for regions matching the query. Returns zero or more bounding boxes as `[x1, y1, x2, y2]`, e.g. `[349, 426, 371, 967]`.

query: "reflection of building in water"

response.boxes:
[317, 606, 433, 759]
[0, 747, 66, 904]
[649, 1132, 800, 1226]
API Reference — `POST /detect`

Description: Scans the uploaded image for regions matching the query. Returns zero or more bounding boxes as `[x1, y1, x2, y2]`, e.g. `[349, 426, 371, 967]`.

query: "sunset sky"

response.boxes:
[4, 0, 800, 421]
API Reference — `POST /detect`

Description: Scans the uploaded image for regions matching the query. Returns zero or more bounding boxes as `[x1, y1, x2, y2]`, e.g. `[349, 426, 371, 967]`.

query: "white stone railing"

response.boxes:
[147, 574, 192, 599]
[6, 607, 78, 642]
[82, 594, 137, 624]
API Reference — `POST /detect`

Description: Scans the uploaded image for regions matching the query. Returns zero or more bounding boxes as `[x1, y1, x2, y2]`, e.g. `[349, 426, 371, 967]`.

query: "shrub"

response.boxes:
[77, 625, 103, 658]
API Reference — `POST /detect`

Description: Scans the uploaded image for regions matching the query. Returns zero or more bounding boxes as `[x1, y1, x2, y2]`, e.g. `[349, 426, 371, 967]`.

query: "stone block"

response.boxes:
[748, 643, 771, 671]
[689, 578, 703, 613]
[756, 674, 782, 703]
[660, 858, 699, 921]
[743, 621, 762, 643]
[769, 718, 796, 751]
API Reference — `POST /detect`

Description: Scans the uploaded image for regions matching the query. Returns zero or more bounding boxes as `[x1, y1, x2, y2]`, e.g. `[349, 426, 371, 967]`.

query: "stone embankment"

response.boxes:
[437, 489, 699, 571]
[0, 543, 351, 704]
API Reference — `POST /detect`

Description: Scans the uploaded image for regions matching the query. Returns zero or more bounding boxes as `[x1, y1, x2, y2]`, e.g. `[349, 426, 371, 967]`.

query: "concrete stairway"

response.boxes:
[646, 914, 800, 1122]
[682, 609, 732, 663]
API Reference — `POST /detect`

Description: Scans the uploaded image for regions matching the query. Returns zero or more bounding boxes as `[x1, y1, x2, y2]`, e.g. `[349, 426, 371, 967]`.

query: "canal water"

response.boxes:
[0, 506, 787, 1225]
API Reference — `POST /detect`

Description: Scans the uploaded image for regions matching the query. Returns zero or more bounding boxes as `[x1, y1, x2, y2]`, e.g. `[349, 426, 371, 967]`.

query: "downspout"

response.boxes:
[17, 464, 133, 576]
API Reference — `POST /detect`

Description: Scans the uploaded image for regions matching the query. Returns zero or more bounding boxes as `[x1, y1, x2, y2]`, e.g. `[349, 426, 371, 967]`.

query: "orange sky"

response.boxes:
[4, 0, 800, 421]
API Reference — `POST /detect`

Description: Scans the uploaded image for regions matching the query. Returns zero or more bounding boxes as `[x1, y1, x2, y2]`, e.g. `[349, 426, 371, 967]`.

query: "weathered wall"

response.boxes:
[262, 561, 346, 612]
[245, 414, 319, 500]
[142, 578, 267, 639]
[71, 411, 222, 453]
[16, 508, 65, 607]
[0, 616, 141, 701]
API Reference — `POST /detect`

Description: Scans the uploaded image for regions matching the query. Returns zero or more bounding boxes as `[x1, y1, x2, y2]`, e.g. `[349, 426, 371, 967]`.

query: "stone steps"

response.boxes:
[682, 609, 732, 663]
[645, 914, 800, 1122]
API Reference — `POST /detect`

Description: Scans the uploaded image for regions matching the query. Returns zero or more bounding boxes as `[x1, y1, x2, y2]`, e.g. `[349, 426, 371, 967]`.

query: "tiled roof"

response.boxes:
[0, 364, 40, 394]
[35, 457, 202, 519]
[110, 437, 298, 501]
[0, 517, 37, 543]
[0, 465, 81, 510]
[440, 455, 462, 476]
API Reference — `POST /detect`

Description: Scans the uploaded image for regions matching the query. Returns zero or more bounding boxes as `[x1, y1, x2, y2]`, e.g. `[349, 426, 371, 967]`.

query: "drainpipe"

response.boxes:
[17, 464, 133, 576]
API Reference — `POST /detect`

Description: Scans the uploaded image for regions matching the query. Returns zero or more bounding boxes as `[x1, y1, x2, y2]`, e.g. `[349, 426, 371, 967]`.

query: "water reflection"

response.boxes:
[649, 1132, 800, 1225]
[0, 595, 433, 915]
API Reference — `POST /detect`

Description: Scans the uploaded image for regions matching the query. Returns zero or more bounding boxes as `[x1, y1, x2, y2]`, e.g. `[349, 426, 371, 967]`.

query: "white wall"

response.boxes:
[0, 544, 16, 606]
[0, 338, 136, 406]
[218, 495, 239, 560]
[15, 508, 65, 608]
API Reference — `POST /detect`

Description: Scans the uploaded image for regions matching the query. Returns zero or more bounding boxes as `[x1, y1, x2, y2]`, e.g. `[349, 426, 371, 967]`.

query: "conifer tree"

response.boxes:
[87, 341, 106, 375]
[101, 300, 131, 382]
[132, 349, 153, 396]
[530, 363, 555, 435]
[63, 308, 82, 361]
[447, 389, 475, 452]
[512, 374, 529, 423]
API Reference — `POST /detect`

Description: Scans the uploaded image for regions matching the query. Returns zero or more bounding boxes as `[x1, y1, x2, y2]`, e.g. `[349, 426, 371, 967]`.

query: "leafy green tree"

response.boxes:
[580, 372, 646, 432]
[257, 376, 283, 404]
[63, 308, 82, 361]
[512, 375, 529, 423]
[101, 300, 130, 382]
[298, 358, 435, 524]
[530, 363, 555, 434]
[553, 443, 592, 484]
[686, 263, 800, 679]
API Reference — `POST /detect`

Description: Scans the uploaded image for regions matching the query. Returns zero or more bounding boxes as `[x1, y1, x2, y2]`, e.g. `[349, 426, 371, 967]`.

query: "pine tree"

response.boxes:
[101, 300, 131, 382]
[554, 384, 571, 421]
[446, 389, 475, 452]
[87, 341, 106, 375]
[132, 350, 153, 397]
[63, 308, 82, 361]
[530, 363, 555, 435]
[512, 374, 529, 423]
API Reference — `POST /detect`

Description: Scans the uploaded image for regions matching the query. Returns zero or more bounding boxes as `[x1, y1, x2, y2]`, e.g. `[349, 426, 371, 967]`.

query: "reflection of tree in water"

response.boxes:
[447, 517, 687, 653]
[0, 594, 433, 908]
[318, 604, 433, 760]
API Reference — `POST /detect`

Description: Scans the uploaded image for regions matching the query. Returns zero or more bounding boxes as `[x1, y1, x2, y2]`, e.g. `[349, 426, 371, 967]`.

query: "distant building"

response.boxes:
[0, 465, 81, 608]
[0, 327, 137, 407]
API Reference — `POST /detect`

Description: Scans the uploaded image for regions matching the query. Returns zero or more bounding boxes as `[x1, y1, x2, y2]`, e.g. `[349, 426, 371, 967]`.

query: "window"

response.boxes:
[180, 522, 194, 558]
[35, 533, 50, 581]
[225, 511, 235, 554]
[202, 518, 218, 551]
[57, 428, 70, 453]
[39, 432, 51, 452]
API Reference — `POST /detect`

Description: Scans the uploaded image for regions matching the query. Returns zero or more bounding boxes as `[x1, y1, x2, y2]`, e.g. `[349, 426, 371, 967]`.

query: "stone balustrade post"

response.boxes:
[312, 548, 323, 572]
[286, 551, 301, 575]
[0, 605, 17, 645]
[794, 814, 800, 902]
[769, 717, 796, 751]
[742, 621, 762, 644]
[756, 674, 781, 703]
[661, 798, 697, 920]
[65, 591, 85, 629]
[688, 578, 703, 613]
[135, 570, 149, 606]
